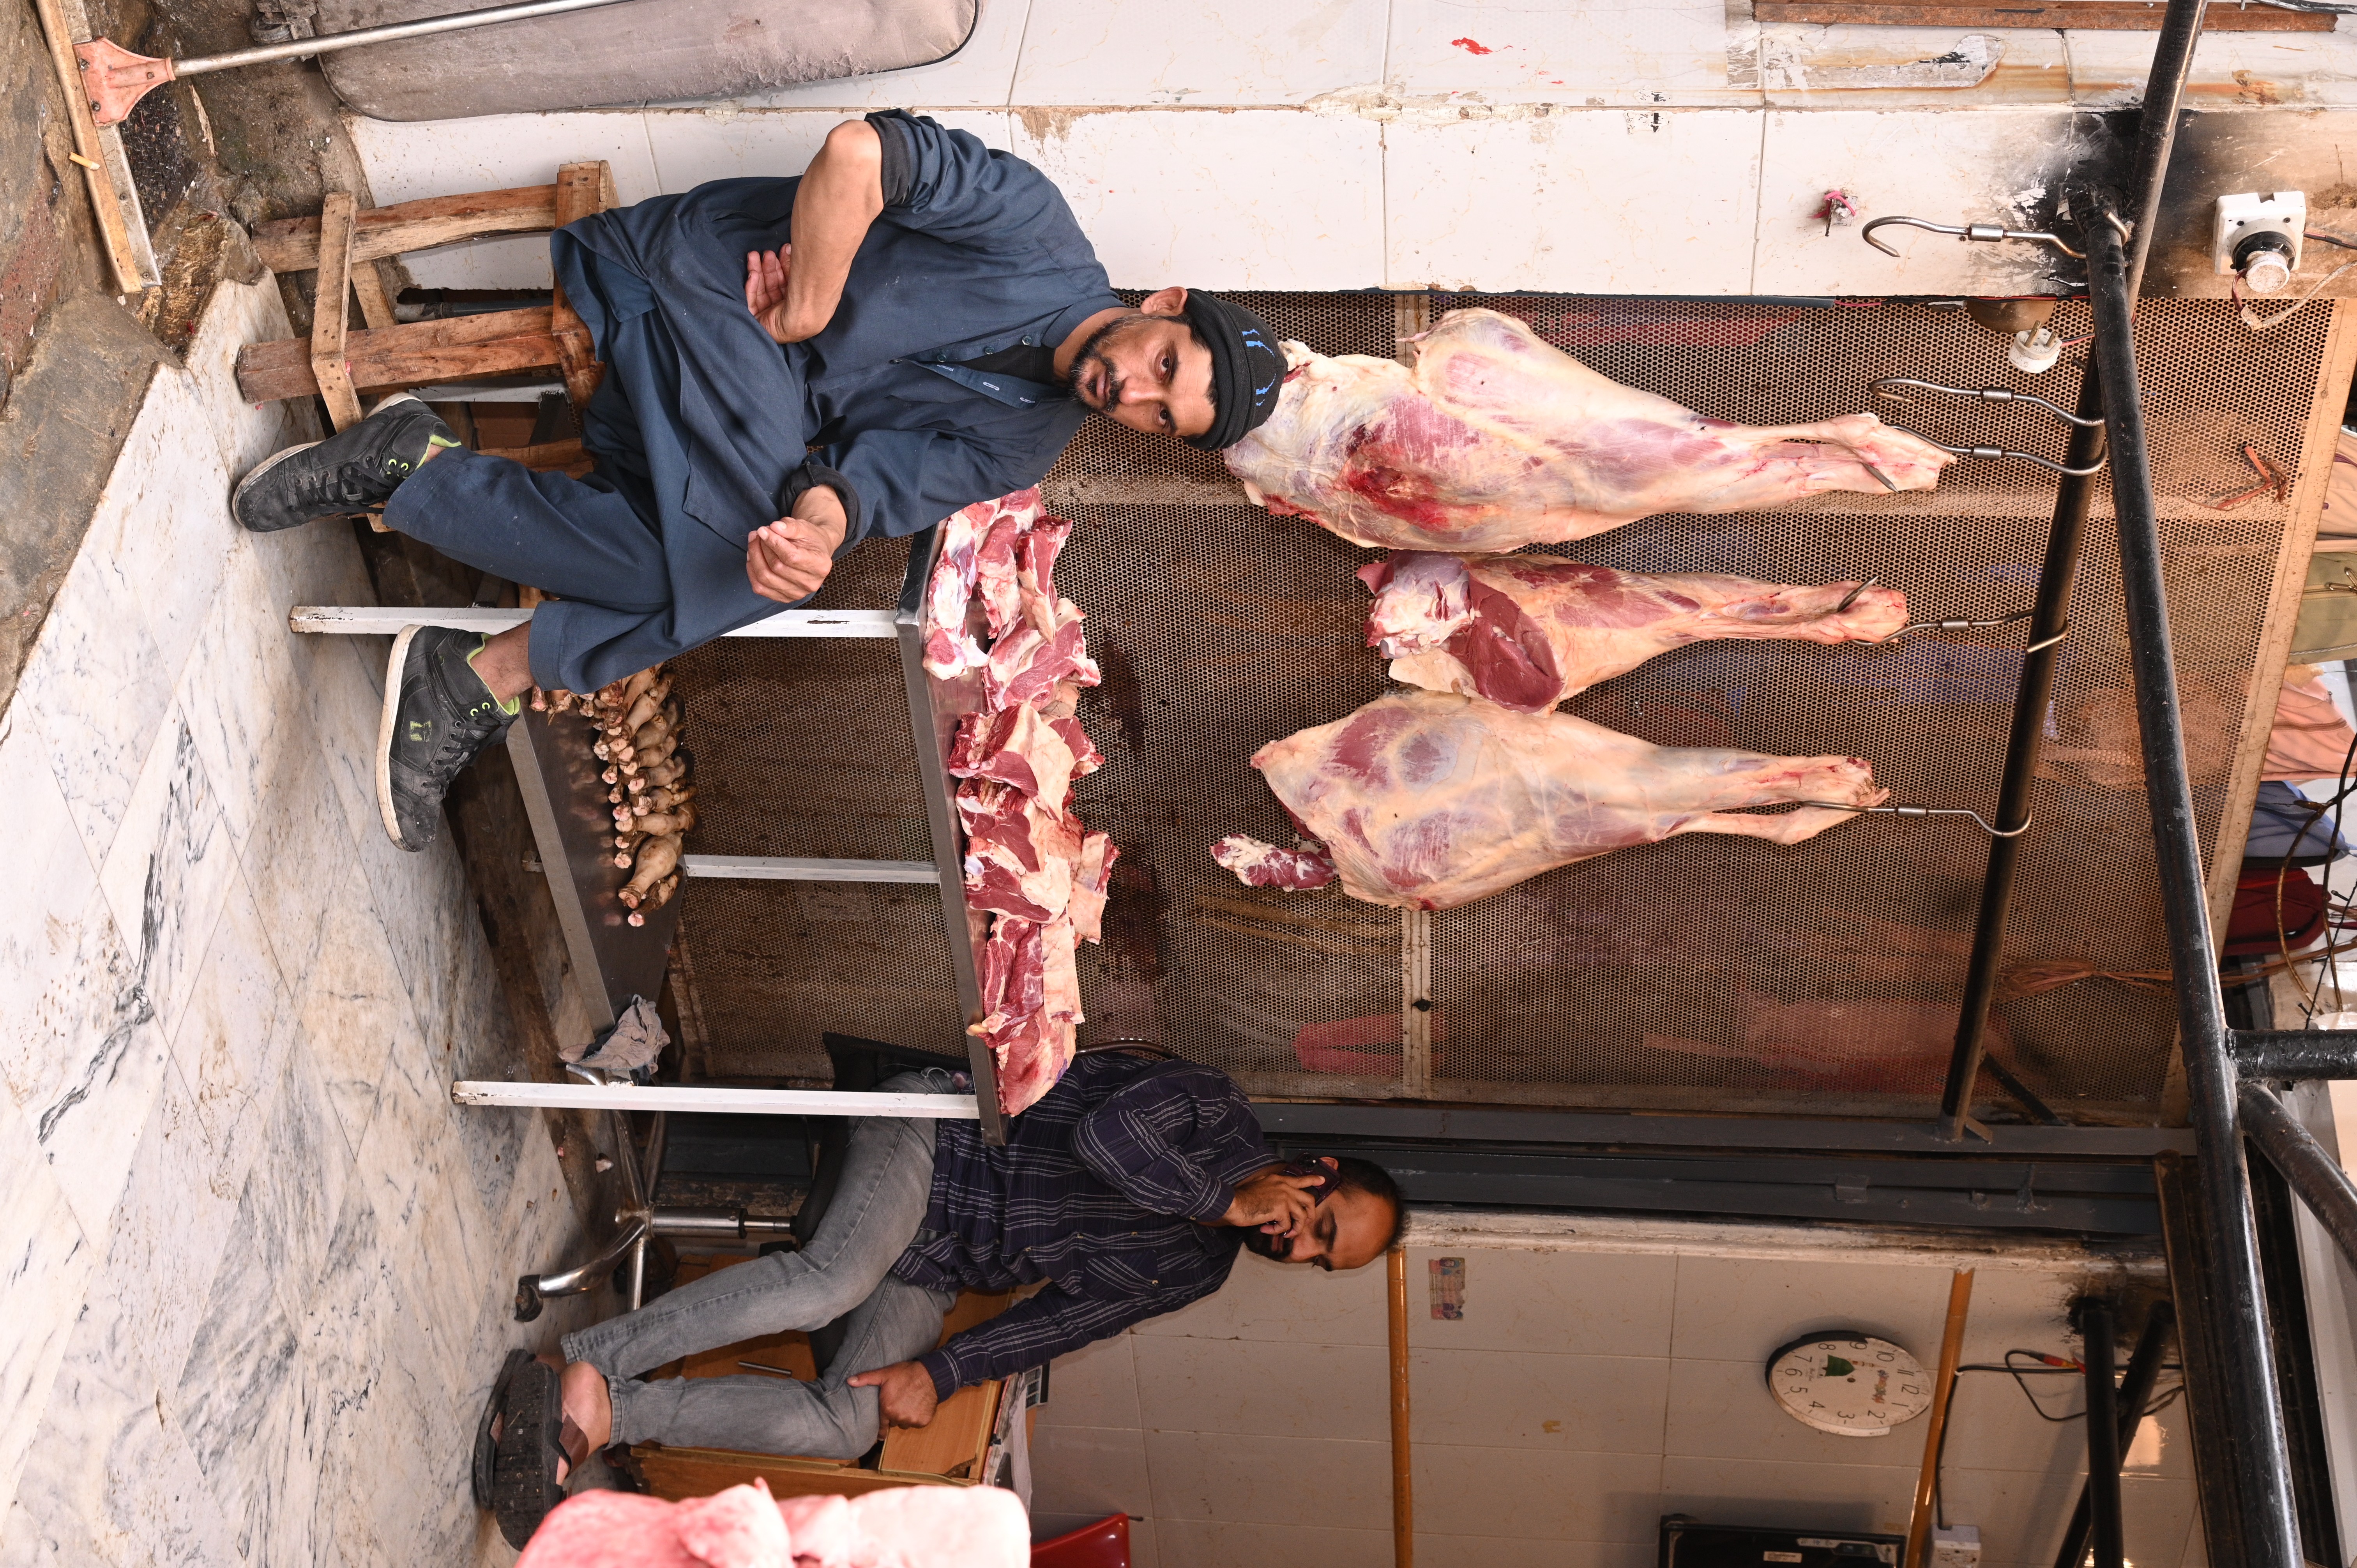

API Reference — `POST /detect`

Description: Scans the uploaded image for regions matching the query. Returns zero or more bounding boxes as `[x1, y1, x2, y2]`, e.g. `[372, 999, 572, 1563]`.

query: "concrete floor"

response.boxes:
[0, 266, 593, 1566]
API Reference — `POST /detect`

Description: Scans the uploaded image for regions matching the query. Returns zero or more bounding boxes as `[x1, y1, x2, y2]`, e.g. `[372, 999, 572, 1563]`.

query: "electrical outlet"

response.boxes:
[2214, 191, 2306, 293]
[1930, 1525, 1981, 1568]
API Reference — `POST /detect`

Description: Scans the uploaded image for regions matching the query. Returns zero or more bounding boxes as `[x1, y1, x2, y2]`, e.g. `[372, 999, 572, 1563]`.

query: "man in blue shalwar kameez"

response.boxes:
[229, 111, 1286, 852]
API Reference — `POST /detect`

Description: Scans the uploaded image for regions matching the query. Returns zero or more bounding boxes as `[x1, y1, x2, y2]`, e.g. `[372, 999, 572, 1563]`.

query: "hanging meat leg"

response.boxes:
[1363, 551, 1910, 712]
[1226, 307, 1953, 554]
[1217, 690, 1885, 911]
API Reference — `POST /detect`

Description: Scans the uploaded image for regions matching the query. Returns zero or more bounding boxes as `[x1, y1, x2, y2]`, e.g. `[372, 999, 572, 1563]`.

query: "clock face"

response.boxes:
[1765, 1333, 1933, 1437]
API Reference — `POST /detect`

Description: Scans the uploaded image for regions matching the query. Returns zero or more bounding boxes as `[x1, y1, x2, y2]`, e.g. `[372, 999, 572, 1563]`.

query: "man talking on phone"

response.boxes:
[478, 1052, 1403, 1543]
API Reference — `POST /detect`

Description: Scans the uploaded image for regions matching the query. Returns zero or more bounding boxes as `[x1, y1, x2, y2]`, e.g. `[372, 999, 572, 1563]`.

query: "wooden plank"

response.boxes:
[1754, 0, 2332, 27]
[477, 437, 592, 476]
[878, 1381, 999, 1479]
[30, 0, 146, 292]
[353, 260, 399, 331]
[236, 306, 564, 403]
[309, 192, 363, 431]
[249, 184, 558, 274]
[632, 1445, 952, 1503]
[549, 161, 614, 410]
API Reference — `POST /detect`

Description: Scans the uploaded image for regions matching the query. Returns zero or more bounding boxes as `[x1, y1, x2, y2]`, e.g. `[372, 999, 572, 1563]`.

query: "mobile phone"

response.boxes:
[1281, 1158, 1340, 1204]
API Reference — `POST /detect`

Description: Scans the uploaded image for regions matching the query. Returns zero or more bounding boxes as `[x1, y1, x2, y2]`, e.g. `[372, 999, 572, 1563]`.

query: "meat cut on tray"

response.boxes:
[1224, 308, 1952, 554]
[924, 488, 1116, 1116]
[1216, 690, 1885, 911]
[1362, 552, 1910, 712]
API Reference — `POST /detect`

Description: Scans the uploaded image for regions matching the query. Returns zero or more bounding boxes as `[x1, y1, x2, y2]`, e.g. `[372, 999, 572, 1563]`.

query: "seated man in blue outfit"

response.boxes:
[230, 111, 1286, 852]
[478, 1052, 1403, 1544]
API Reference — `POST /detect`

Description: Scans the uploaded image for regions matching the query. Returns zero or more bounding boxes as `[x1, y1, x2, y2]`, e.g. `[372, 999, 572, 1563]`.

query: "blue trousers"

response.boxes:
[560, 1073, 960, 1457]
[383, 215, 818, 694]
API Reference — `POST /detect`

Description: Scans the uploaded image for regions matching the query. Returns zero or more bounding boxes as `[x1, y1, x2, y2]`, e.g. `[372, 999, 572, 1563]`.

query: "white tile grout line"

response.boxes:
[1005, 0, 1040, 111]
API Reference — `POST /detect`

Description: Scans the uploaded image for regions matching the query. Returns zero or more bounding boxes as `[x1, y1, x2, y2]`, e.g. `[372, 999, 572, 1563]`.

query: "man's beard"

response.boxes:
[1240, 1226, 1292, 1261]
[1067, 312, 1151, 411]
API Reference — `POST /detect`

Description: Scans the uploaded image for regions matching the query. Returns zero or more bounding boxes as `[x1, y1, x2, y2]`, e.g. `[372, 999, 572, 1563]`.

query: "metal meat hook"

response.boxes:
[1879, 608, 2069, 655]
[1861, 215, 2086, 260]
[1871, 378, 2106, 430]
[1798, 801, 2032, 838]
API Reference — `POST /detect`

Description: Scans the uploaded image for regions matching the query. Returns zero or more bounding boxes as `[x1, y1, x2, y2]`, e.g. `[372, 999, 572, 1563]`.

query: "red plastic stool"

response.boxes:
[1031, 1513, 1130, 1568]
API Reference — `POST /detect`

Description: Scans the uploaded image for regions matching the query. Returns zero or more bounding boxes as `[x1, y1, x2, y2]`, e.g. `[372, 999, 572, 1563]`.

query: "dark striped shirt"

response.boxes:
[892, 1054, 1275, 1397]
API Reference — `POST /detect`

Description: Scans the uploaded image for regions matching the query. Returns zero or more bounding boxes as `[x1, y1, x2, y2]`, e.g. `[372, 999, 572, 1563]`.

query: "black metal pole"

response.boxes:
[2241, 1079, 2357, 1267]
[1940, 372, 2106, 1138]
[2051, 1302, 2175, 1568]
[1937, 0, 2208, 1137]
[2233, 1029, 2357, 1078]
[2081, 1300, 2128, 1568]
[2086, 211, 2303, 1568]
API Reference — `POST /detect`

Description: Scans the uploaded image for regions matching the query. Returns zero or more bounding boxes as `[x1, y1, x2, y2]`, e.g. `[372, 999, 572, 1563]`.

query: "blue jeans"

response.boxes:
[559, 1072, 959, 1457]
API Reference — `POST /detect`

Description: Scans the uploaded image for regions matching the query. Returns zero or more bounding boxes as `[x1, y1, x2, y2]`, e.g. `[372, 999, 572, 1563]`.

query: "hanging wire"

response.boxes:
[1877, 607, 2069, 655]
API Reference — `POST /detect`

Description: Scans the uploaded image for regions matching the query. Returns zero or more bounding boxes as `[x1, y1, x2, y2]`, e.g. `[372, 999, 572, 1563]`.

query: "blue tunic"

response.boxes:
[382, 111, 1122, 691]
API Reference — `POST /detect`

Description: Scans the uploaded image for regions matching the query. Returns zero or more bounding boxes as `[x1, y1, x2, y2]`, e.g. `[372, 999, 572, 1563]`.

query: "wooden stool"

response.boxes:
[235, 162, 617, 479]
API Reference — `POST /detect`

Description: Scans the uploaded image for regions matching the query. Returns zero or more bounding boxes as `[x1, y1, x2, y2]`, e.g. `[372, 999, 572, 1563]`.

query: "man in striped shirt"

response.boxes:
[482, 1052, 1402, 1539]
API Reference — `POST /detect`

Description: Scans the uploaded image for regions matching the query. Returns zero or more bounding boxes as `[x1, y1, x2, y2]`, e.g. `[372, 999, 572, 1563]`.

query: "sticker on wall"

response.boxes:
[1429, 1256, 1466, 1320]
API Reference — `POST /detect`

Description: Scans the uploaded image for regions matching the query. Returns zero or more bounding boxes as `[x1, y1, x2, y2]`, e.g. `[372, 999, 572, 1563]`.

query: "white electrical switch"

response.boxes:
[2214, 191, 2306, 293]
[1930, 1525, 1981, 1568]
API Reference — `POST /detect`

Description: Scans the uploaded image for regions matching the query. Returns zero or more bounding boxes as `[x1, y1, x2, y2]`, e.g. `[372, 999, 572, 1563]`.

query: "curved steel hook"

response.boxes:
[1876, 610, 2069, 655]
[1799, 801, 2033, 839]
[1884, 429, 2106, 477]
[1870, 378, 2105, 429]
[1861, 215, 2086, 261]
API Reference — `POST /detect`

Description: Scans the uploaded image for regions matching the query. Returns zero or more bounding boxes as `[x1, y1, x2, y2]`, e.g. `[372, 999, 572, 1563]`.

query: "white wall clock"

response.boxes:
[1764, 1331, 1934, 1438]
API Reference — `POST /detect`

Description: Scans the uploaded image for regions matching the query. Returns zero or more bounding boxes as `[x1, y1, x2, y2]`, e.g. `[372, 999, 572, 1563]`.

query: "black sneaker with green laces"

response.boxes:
[231, 394, 459, 532]
[378, 625, 518, 852]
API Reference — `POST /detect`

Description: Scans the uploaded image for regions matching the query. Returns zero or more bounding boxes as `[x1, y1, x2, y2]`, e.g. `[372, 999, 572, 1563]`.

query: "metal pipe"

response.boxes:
[1905, 1270, 1976, 1568]
[171, 0, 637, 74]
[2241, 1081, 2357, 1268]
[2082, 1300, 2127, 1568]
[2116, 0, 2213, 303]
[1938, 366, 2106, 1139]
[2050, 1302, 2177, 1568]
[529, 1208, 649, 1299]
[1389, 1245, 1412, 1568]
[2086, 212, 2303, 1568]
[2233, 1029, 2357, 1079]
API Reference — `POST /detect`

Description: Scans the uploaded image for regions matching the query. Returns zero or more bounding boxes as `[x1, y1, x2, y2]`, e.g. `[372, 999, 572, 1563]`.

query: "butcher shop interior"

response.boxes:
[20, 0, 2357, 1562]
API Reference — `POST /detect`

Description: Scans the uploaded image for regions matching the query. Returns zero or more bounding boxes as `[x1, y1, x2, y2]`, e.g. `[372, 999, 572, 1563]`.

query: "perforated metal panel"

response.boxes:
[671, 292, 2339, 1118]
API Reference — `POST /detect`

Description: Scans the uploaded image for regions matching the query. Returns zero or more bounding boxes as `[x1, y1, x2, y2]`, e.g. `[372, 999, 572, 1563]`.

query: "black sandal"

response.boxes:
[488, 1356, 587, 1547]
[473, 1349, 531, 1510]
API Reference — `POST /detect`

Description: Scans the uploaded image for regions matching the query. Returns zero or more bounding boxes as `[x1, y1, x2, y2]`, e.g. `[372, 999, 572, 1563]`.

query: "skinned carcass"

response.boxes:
[1225, 309, 1952, 554]
[1362, 552, 1909, 712]
[1217, 690, 1885, 911]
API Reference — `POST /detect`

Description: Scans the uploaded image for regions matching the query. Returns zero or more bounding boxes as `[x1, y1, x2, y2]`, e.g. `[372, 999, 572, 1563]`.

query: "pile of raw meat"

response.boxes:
[1224, 307, 1952, 554]
[1212, 320, 1924, 911]
[534, 664, 694, 927]
[515, 1478, 1028, 1567]
[925, 489, 1117, 1116]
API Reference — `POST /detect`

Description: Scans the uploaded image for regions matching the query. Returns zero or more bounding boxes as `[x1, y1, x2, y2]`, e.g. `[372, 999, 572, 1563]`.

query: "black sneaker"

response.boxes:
[231, 394, 457, 532]
[377, 625, 516, 852]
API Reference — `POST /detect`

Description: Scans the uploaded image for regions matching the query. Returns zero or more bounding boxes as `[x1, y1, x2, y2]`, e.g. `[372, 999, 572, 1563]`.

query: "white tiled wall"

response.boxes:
[1028, 1237, 2200, 1568]
[348, 0, 2357, 297]
[0, 271, 601, 1566]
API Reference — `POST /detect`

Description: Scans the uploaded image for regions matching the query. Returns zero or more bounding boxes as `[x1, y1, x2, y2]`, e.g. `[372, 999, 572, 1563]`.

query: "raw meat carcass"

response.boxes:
[1225, 309, 1953, 554]
[1363, 552, 1910, 712]
[1219, 690, 1885, 910]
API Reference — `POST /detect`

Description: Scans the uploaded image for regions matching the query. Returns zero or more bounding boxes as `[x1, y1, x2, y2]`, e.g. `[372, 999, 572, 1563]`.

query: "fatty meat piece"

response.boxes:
[975, 508, 1032, 638]
[1051, 716, 1104, 777]
[982, 613, 1099, 713]
[947, 705, 1079, 803]
[1225, 308, 1953, 554]
[958, 780, 1083, 923]
[1069, 831, 1120, 943]
[987, 1008, 1075, 1118]
[1237, 690, 1884, 910]
[1362, 552, 1909, 712]
[1210, 834, 1339, 891]
[974, 917, 1047, 1037]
